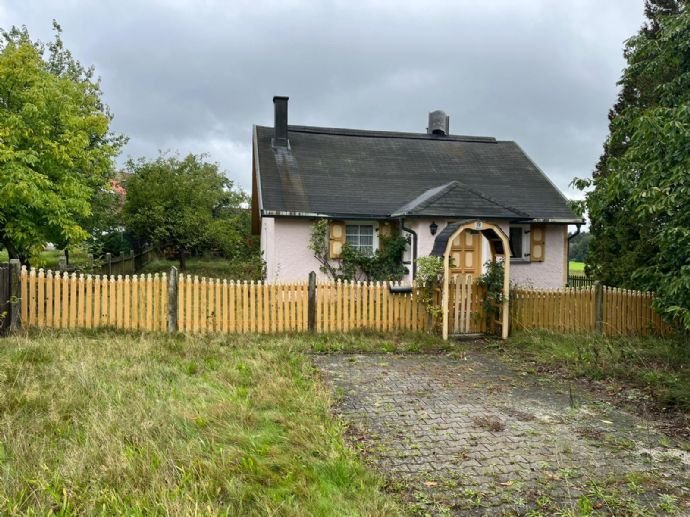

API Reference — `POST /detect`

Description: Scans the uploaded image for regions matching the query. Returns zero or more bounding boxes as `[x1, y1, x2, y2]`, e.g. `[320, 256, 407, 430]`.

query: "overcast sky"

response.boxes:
[1, 0, 646, 199]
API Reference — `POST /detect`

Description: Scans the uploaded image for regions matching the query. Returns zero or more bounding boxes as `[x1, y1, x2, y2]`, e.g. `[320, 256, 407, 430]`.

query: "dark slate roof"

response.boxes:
[254, 125, 582, 223]
[391, 181, 529, 219]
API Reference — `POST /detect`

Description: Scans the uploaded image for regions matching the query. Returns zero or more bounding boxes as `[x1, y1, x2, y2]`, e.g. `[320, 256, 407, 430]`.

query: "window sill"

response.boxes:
[510, 258, 531, 264]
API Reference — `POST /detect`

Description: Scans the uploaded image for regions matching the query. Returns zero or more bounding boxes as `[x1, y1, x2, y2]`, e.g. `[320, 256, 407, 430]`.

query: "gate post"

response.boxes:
[167, 267, 178, 333]
[9, 259, 21, 330]
[308, 271, 316, 332]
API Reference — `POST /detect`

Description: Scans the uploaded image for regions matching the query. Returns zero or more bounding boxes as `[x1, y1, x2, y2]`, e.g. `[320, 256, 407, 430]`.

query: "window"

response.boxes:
[345, 224, 375, 255]
[509, 227, 523, 259]
[509, 225, 530, 260]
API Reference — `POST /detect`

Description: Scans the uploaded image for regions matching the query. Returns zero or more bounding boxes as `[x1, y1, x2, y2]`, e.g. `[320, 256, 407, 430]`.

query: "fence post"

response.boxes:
[308, 271, 316, 332]
[594, 281, 603, 334]
[168, 266, 178, 333]
[9, 259, 20, 330]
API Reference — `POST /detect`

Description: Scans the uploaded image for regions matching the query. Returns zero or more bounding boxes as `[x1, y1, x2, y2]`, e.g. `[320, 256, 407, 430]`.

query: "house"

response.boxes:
[251, 97, 583, 287]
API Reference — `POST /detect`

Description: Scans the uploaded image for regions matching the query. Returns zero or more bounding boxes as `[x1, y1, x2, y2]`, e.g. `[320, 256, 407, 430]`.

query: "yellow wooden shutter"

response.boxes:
[530, 224, 546, 262]
[329, 221, 345, 259]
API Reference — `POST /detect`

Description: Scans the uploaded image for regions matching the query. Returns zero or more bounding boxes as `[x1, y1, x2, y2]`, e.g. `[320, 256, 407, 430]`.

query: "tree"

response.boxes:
[0, 23, 125, 264]
[575, 3, 690, 328]
[123, 153, 252, 269]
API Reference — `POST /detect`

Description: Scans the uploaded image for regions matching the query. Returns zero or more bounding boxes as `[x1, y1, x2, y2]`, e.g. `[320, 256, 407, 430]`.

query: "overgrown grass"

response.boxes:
[495, 330, 690, 412]
[141, 256, 263, 280]
[0, 330, 445, 514]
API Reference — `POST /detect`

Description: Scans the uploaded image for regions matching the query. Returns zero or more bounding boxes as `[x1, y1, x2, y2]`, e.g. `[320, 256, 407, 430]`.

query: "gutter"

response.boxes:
[399, 217, 418, 279]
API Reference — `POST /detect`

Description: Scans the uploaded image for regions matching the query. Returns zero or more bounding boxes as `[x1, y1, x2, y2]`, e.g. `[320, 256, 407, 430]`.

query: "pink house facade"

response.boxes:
[252, 98, 582, 288]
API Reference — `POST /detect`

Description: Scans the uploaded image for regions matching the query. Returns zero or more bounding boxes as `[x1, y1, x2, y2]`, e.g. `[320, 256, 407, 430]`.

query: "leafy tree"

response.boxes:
[123, 153, 254, 270]
[0, 22, 124, 264]
[574, 2, 690, 328]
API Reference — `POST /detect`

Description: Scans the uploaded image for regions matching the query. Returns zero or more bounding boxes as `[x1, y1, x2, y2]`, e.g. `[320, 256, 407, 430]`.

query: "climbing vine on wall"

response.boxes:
[308, 219, 409, 282]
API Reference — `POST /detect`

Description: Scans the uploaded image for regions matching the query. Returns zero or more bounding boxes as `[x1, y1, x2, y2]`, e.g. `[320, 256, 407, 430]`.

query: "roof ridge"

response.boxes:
[256, 124, 497, 143]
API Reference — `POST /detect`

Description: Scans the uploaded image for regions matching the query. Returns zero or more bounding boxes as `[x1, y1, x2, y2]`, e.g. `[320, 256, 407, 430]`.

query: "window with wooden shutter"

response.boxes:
[329, 221, 345, 259]
[530, 224, 546, 262]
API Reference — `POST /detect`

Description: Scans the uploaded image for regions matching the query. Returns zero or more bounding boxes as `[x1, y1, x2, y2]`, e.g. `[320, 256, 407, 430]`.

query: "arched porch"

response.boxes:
[430, 220, 511, 340]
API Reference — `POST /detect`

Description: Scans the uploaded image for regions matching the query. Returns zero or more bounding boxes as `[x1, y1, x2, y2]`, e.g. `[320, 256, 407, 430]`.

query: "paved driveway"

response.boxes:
[314, 352, 690, 515]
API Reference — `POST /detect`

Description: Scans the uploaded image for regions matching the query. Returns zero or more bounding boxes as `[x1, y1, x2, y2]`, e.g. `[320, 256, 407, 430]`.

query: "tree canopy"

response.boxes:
[575, 1, 690, 328]
[123, 153, 257, 271]
[0, 23, 125, 263]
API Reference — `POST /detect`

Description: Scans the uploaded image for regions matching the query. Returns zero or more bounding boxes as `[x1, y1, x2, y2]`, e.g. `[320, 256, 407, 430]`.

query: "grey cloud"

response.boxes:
[1, 0, 645, 196]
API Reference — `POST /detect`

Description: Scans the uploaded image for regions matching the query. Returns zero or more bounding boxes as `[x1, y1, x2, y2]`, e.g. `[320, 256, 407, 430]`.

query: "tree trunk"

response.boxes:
[64, 248, 70, 265]
[1, 239, 29, 268]
[179, 249, 187, 270]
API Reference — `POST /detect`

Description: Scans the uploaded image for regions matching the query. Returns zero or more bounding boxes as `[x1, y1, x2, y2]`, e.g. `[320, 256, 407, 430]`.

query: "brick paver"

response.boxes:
[314, 352, 690, 515]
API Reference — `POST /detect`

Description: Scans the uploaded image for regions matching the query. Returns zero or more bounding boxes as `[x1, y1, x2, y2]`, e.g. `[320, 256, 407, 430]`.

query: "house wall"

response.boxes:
[262, 216, 568, 288]
[508, 224, 567, 289]
[262, 217, 328, 282]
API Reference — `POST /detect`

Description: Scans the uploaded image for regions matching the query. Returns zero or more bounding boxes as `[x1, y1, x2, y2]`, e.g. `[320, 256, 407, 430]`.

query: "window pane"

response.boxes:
[360, 226, 373, 236]
[509, 227, 522, 258]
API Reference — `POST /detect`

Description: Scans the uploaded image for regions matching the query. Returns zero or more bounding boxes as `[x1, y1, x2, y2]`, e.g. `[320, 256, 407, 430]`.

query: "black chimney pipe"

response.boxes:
[273, 96, 289, 148]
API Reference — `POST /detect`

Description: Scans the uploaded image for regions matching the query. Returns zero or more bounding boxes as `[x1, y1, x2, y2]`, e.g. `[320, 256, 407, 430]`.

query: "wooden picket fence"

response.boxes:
[512, 285, 673, 336]
[21, 268, 169, 332]
[17, 267, 676, 338]
[19, 267, 429, 334]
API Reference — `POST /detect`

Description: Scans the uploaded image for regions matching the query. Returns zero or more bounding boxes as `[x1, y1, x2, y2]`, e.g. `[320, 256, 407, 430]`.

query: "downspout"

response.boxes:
[565, 224, 582, 283]
[399, 217, 417, 280]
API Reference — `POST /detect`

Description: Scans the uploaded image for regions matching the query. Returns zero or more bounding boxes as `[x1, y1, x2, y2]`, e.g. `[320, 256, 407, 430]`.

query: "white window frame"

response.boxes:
[509, 224, 531, 262]
[345, 221, 379, 256]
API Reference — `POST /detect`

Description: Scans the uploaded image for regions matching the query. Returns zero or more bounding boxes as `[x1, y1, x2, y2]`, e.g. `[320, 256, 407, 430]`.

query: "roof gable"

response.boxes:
[391, 181, 529, 219]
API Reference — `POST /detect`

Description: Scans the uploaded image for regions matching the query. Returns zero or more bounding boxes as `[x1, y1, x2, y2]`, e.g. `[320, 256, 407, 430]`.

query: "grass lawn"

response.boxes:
[141, 257, 263, 281]
[486, 330, 690, 415]
[568, 260, 586, 275]
[0, 330, 446, 514]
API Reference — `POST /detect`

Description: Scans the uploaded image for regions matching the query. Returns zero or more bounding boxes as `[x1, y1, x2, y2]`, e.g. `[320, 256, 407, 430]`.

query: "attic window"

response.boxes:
[346, 224, 375, 256]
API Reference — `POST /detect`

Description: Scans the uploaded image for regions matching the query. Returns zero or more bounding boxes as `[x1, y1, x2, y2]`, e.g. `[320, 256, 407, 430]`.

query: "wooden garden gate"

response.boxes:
[447, 274, 488, 336]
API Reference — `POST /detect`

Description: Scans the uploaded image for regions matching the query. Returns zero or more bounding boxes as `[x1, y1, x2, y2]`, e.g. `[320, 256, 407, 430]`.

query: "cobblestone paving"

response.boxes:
[314, 352, 690, 515]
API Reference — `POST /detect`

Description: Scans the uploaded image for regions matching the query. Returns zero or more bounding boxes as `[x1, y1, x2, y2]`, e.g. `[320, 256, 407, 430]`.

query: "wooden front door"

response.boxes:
[449, 229, 482, 279]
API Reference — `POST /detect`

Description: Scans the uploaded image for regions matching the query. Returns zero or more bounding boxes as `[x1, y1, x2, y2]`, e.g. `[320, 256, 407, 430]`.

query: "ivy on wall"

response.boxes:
[308, 219, 409, 282]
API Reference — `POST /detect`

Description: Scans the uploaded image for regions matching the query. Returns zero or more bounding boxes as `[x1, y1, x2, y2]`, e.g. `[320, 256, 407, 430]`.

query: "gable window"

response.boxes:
[509, 225, 530, 261]
[346, 224, 375, 256]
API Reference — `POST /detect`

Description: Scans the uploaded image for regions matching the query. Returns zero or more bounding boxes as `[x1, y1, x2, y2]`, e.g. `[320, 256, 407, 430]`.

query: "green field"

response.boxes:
[0, 330, 446, 514]
[568, 260, 586, 275]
